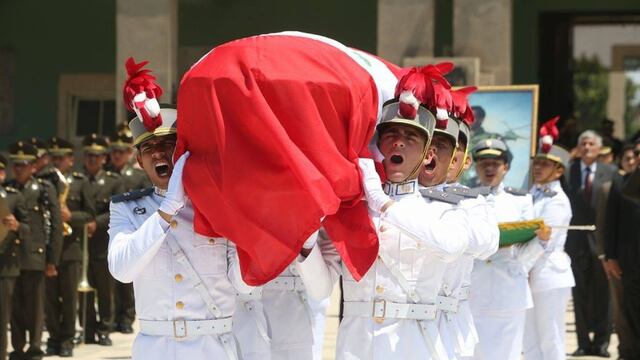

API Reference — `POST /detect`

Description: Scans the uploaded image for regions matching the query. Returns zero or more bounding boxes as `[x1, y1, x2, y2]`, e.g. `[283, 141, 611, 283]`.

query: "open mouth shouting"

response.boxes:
[389, 154, 404, 164]
[154, 161, 172, 178]
[423, 156, 437, 175]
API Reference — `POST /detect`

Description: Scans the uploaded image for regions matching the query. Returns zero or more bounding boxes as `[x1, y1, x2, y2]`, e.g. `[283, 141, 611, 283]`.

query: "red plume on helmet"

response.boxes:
[450, 86, 477, 126]
[123, 57, 164, 132]
[539, 116, 560, 153]
[394, 62, 453, 120]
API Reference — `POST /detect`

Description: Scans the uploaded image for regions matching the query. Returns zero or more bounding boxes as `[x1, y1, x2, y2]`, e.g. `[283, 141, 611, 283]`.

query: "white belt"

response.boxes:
[139, 317, 233, 338]
[437, 286, 471, 313]
[343, 300, 437, 321]
[236, 289, 263, 302]
[265, 276, 306, 292]
[457, 286, 470, 301]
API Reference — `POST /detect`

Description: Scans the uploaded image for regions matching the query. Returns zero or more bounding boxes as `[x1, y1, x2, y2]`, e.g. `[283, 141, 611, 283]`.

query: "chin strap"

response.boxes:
[453, 144, 469, 181]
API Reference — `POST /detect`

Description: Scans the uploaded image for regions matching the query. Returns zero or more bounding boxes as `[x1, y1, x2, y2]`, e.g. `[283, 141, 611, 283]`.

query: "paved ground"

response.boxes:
[11, 286, 618, 359]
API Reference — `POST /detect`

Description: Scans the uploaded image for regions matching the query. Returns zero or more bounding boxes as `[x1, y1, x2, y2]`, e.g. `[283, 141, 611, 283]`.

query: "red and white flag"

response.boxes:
[175, 32, 402, 285]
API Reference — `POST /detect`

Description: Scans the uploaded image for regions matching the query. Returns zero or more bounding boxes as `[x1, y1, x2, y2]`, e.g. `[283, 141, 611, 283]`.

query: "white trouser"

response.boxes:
[470, 310, 526, 360]
[523, 287, 571, 360]
[309, 297, 330, 360]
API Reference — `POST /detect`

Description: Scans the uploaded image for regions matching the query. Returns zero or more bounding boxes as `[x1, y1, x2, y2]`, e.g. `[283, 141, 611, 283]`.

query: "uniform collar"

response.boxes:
[154, 186, 167, 197]
[490, 182, 505, 195]
[383, 179, 419, 198]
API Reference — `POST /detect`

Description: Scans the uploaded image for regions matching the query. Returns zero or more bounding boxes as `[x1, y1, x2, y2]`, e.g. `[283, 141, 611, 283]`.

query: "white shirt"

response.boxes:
[108, 192, 250, 360]
[580, 161, 597, 189]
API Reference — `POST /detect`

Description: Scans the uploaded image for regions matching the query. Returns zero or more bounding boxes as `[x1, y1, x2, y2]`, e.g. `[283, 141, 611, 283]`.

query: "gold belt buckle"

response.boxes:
[173, 319, 188, 338]
[372, 298, 387, 324]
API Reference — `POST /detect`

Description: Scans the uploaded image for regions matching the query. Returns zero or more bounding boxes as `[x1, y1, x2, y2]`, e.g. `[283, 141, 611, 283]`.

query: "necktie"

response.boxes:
[584, 166, 592, 202]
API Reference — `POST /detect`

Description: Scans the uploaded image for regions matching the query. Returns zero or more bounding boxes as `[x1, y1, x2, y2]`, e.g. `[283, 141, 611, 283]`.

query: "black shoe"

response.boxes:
[572, 348, 591, 356]
[97, 333, 112, 346]
[8, 351, 25, 360]
[25, 347, 44, 360]
[45, 345, 59, 356]
[118, 323, 134, 334]
[58, 347, 73, 358]
[592, 346, 611, 358]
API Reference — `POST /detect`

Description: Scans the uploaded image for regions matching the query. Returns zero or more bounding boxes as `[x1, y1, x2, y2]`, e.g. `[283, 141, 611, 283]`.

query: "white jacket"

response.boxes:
[336, 180, 470, 360]
[108, 191, 250, 360]
[469, 183, 542, 314]
[528, 180, 575, 293]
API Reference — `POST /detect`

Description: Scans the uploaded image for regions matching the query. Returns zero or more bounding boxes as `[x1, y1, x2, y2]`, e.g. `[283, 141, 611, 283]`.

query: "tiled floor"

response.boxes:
[12, 286, 618, 359]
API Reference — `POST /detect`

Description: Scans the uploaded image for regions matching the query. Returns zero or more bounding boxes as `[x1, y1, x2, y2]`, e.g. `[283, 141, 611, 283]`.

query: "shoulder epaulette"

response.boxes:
[4, 186, 18, 194]
[445, 186, 478, 198]
[470, 186, 491, 197]
[105, 171, 120, 178]
[542, 188, 557, 198]
[504, 186, 529, 196]
[72, 171, 85, 179]
[419, 188, 464, 205]
[111, 187, 154, 203]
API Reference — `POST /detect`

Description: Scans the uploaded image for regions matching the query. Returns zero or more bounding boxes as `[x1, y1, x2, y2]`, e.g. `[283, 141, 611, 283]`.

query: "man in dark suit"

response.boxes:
[565, 130, 615, 357]
[604, 143, 640, 360]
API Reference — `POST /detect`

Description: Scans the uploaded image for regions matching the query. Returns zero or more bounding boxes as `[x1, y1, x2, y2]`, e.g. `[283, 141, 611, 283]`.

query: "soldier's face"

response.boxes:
[136, 136, 177, 189]
[110, 148, 132, 169]
[52, 154, 74, 173]
[475, 158, 508, 187]
[446, 141, 471, 183]
[419, 133, 455, 186]
[83, 153, 106, 175]
[11, 162, 34, 184]
[34, 155, 48, 172]
[532, 158, 563, 184]
[378, 124, 430, 182]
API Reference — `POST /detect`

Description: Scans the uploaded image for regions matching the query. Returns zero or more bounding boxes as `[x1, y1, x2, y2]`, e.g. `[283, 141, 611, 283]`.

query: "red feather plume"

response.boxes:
[539, 116, 560, 153]
[451, 86, 477, 125]
[394, 62, 453, 120]
[123, 57, 164, 132]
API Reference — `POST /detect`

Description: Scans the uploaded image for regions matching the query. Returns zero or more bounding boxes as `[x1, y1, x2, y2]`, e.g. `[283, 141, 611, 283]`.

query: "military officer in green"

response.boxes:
[29, 137, 66, 197]
[0, 154, 30, 360]
[43, 137, 96, 357]
[105, 132, 149, 334]
[6, 142, 63, 360]
[80, 134, 123, 346]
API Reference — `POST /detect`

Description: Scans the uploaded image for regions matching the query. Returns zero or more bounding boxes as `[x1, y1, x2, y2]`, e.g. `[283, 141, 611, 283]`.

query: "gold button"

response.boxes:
[38, 248, 44, 254]
[379, 225, 387, 232]
[374, 318, 385, 324]
[175, 301, 184, 309]
[14, 239, 20, 245]
[34, 206, 39, 211]
[376, 285, 384, 294]
[175, 274, 183, 282]
[486, 259, 492, 264]
[11, 252, 16, 257]
[208, 238, 216, 245]
[170, 220, 178, 228]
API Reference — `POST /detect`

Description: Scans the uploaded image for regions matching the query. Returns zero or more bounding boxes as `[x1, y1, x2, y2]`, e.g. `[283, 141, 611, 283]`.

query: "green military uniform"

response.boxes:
[43, 137, 96, 356]
[0, 154, 30, 360]
[31, 138, 66, 197]
[79, 134, 124, 345]
[105, 133, 150, 333]
[6, 142, 63, 360]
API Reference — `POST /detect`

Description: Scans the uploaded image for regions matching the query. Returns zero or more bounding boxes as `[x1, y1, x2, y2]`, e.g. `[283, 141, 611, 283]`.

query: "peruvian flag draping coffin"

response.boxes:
[175, 32, 402, 285]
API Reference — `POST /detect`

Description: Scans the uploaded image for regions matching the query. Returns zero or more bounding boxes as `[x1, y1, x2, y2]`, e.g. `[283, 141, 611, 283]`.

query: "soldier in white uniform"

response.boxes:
[333, 76, 476, 359]
[425, 103, 499, 359]
[523, 123, 574, 360]
[108, 104, 253, 360]
[233, 229, 340, 360]
[467, 139, 547, 360]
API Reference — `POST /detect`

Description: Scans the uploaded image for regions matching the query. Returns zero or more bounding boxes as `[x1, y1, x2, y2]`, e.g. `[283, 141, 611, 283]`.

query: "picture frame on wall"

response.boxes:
[402, 56, 481, 86]
[461, 85, 540, 190]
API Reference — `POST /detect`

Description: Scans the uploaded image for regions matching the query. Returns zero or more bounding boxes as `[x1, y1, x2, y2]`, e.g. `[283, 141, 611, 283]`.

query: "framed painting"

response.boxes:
[461, 85, 540, 190]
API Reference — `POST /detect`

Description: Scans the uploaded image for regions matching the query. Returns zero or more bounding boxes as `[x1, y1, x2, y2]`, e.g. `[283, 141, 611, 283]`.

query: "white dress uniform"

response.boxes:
[523, 179, 574, 360]
[468, 182, 543, 360]
[438, 184, 499, 358]
[108, 188, 252, 360]
[336, 179, 470, 360]
[234, 230, 340, 360]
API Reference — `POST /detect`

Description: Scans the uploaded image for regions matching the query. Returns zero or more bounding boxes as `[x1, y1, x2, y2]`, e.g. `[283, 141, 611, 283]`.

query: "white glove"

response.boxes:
[358, 158, 392, 213]
[159, 151, 190, 216]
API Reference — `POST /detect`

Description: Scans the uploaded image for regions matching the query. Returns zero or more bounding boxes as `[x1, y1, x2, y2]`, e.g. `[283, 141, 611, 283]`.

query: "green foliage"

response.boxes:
[624, 76, 640, 136]
[573, 55, 609, 130]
